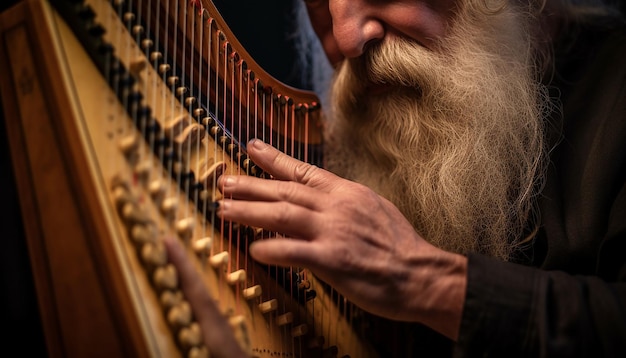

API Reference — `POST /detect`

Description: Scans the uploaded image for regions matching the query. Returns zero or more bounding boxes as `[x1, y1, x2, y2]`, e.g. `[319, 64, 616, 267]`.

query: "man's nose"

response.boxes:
[330, 0, 385, 58]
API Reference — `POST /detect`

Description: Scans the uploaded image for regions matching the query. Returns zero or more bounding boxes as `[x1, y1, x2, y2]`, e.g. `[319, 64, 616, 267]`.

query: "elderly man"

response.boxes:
[167, 0, 626, 356]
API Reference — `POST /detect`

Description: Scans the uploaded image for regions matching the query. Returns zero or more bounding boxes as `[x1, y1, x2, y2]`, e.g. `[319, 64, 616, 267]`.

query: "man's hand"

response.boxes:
[163, 237, 248, 358]
[217, 139, 467, 340]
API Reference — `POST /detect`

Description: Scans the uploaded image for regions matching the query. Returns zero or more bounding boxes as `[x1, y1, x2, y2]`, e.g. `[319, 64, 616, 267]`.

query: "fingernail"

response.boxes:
[249, 138, 267, 150]
[222, 175, 235, 187]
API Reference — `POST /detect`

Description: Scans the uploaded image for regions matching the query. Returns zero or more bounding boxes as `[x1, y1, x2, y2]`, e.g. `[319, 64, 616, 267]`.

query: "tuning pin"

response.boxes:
[123, 12, 135, 22]
[276, 312, 293, 326]
[134, 160, 152, 182]
[202, 116, 213, 127]
[148, 179, 166, 202]
[149, 51, 163, 62]
[175, 217, 195, 239]
[193, 108, 205, 118]
[184, 96, 196, 107]
[141, 39, 153, 49]
[291, 324, 308, 338]
[198, 161, 226, 190]
[153, 264, 178, 290]
[129, 57, 147, 77]
[164, 114, 190, 137]
[111, 184, 132, 207]
[174, 123, 205, 153]
[209, 251, 229, 268]
[298, 279, 311, 290]
[158, 64, 170, 74]
[167, 301, 192, 329]
[176, 86, 188, 97]
[226, 269, 247, 285]
[132, 24, 144, 36]
[187, 346, 209, 358]
[242, 285, 262, 300]
[159, 289, 184, 310]
[258, 299, 278, 314]
[178, 322, 202, 350]
[120, 202, 150, 224]
[130, 223, 157, 245]
[118, 133, 140, 159]
[209, 125, 221, 137]
[141, 242, 167, 267]
[167, 76, 179, 86]
[160, 197, 179, 217]
[192, 237, 212, 255]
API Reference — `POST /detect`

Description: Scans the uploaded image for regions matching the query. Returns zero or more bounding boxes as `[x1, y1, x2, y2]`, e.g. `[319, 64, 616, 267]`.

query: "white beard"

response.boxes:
[323, 4, 550, 260]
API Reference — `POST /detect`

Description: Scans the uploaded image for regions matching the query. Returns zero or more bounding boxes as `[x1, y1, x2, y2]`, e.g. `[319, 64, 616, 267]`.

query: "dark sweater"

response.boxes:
[457, 19, 626, 357]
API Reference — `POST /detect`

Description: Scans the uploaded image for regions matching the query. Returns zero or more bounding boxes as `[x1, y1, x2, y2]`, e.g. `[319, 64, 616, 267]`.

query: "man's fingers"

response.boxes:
[246, 139, 337, 190]
[219, 199, 322, 239]
[249, 238, 324, 269]
[219, 174, 326, 209]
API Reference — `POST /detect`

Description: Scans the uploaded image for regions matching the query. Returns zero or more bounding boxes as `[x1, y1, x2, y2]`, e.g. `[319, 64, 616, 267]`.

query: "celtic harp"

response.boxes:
[0, 0, 377, 357]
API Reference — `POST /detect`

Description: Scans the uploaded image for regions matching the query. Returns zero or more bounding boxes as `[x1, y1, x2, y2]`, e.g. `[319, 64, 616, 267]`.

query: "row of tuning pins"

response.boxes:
[110, 178, 323, 354]
[110, 178, 212, 357]
[118, 33, 266, 183]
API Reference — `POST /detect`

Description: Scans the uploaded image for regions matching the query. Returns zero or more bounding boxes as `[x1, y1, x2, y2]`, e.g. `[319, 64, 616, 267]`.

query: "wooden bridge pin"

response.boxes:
[149, 51, 162, 62]
[242, 285, 262, 300]
[118, 133, 140, 157]
[140, 242, 167, 267]
[291, 324, 308, 338]
[258, 299, 278, 314]
[175, 218, 195, 239]
[160, 197, 179, 217]
[209, 251, 229, 268]
[177, 322, 202, 349]
[187, 346, 209, 358]
[226, 269, 247, 285]
[167, 301, 192, 329]
[192, 237, 212, 255]
[276, 312, 294, 326]
[152, 264, 178, 291]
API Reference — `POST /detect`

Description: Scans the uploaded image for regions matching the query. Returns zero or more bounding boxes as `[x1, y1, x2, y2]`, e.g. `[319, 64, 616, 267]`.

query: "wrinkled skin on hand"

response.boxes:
[218, 139, 467, 339]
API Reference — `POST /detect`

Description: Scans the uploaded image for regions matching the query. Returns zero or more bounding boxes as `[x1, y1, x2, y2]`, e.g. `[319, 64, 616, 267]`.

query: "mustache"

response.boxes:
[342, 37, 446, 98]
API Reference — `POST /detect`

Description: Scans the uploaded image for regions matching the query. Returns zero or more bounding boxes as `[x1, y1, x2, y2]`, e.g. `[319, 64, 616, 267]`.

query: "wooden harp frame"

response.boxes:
[0, 0, 376, 357]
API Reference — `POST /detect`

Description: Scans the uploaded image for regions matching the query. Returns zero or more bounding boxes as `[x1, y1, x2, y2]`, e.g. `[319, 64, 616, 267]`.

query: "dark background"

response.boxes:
[0, 0, 304, 356]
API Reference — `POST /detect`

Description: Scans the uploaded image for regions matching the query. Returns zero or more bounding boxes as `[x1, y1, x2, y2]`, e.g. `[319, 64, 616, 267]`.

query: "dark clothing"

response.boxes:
[456, 20, 626, 357]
